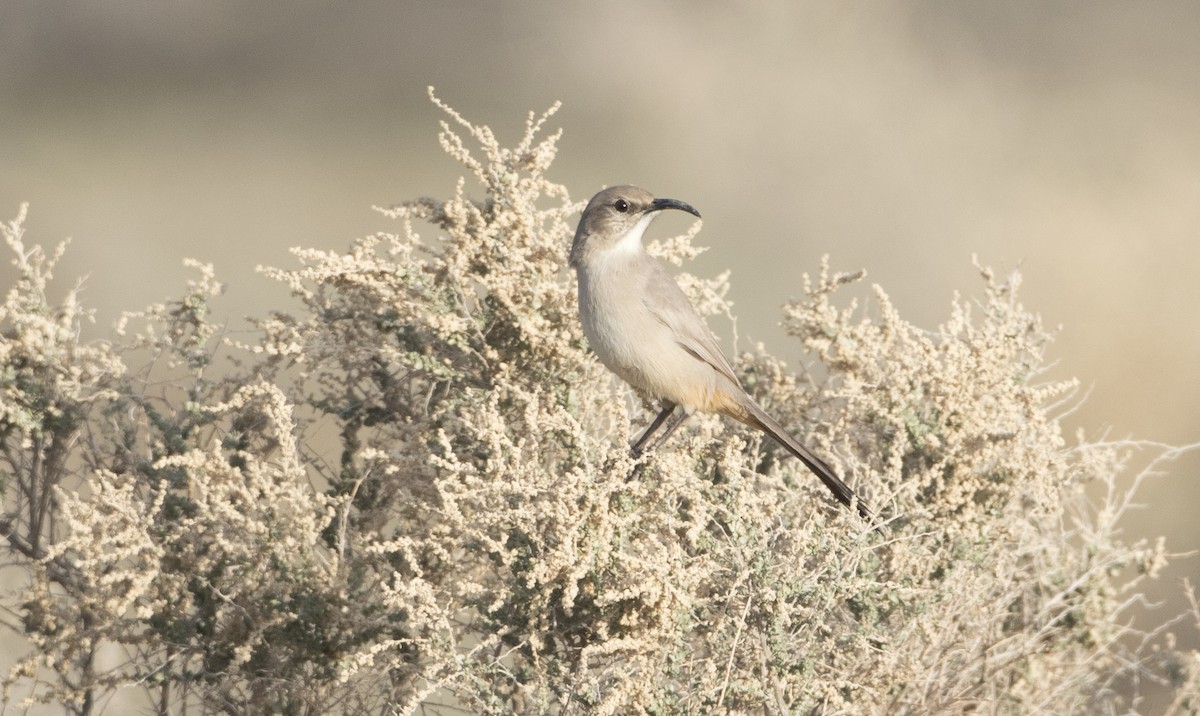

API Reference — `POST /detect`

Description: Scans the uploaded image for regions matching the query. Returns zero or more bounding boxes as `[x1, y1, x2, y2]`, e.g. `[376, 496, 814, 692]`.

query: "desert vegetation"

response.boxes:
[1, 92, 1196, 714]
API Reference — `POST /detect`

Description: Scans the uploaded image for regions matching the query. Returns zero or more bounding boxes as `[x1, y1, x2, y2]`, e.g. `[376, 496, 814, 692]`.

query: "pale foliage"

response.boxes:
[1, 91, 1197, 715]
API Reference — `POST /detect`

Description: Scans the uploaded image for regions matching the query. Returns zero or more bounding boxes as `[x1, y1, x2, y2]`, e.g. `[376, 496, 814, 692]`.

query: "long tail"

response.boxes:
[734, 398, 872, 520]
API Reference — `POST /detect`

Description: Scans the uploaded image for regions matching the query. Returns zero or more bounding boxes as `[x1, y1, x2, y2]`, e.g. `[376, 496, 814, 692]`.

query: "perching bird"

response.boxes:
[570, 185, 870, 519]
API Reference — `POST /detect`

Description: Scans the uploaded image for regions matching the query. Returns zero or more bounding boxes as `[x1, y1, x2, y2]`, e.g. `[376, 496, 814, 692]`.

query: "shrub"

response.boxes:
[2, 90, 1196, 714]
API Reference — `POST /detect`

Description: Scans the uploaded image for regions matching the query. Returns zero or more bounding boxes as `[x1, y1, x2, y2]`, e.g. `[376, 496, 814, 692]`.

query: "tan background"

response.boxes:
[2, 2, 1197, 711]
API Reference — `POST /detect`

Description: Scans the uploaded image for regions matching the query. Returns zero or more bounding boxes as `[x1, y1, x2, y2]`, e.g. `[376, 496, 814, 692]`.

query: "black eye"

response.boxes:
[614, 199, 629, 213]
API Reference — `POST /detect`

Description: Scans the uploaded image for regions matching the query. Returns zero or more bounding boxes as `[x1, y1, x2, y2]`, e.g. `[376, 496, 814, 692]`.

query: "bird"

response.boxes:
[570, 185, 870, 519]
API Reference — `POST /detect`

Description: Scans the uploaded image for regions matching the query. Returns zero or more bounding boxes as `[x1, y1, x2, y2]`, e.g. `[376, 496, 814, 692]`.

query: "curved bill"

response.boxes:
[649, 197, 701, 219]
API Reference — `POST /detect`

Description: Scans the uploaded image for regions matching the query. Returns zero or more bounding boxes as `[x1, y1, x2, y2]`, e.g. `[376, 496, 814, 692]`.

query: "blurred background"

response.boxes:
[2, 1, 1197, 710]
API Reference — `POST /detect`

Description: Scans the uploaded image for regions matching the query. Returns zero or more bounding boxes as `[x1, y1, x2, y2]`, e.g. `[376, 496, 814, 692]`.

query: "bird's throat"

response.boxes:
[610, 213, 658, 257]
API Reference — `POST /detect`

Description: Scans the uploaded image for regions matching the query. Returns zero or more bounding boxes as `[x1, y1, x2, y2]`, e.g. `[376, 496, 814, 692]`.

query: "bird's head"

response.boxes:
[570, 185, 701, 269]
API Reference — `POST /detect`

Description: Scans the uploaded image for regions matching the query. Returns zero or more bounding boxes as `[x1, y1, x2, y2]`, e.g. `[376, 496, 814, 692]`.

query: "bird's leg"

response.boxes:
[649, 408, 692, 452]
[631, 402, 677, 456]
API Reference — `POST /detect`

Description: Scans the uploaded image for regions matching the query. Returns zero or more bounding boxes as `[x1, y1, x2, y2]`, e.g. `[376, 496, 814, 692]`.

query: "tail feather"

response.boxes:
[738, 400, 872, 520]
